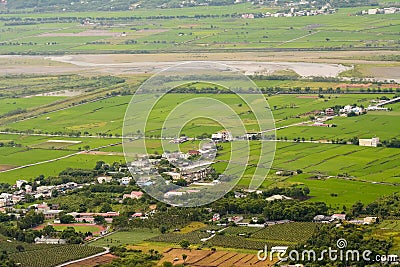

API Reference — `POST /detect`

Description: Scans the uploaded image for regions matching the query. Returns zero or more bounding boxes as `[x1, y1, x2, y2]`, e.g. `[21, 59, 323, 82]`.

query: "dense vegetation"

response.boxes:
[349, 193, 400, 218]
[292, 223, 392, 266]
[3, 0, 382, 13]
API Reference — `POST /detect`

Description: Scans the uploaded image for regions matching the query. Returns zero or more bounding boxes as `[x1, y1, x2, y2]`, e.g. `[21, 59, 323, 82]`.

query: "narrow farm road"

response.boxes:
[0, 142, 122, 173]
[54, 247, 110, 267]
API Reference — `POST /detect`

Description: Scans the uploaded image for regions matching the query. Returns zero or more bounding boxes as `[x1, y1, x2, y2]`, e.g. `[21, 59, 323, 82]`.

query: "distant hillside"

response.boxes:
[3, 0, 379, 12]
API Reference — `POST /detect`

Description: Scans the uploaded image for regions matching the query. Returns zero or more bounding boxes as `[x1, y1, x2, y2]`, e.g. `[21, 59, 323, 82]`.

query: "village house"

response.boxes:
[180, 168, 211, 181]
[331, 214, 346, 221]
[325, 108, 335, 116]
[359, 137, 380, 147]
[244, 132, 262, 140]
[16, 180, 28, 189]
[35, 186, 53, 198]
[163, 191, 184, 198]
[131, 160, 147, 168]
[188, 150, 200, 156]
[97, 176, 113, 184]
[119, 177, 132, 185]
[228, 216, 243, 223]
[163, 172, 181, 180]
[123, 191, 143, 200]
[363, 216, 379, 224]
[212, 213, 220, 222]
[43, 209, 63, 220]
[169, 136, 188, 144]
[340, 105, 364, 115]
[68, 211, 119, 222]
[25, 185, 32, 193]
[164, 152, 190, 162]
[313, 215, 332, 223]
[211, 130, 233, 142]
[37, 202, 50, 213]
[266, 195, 293, 201]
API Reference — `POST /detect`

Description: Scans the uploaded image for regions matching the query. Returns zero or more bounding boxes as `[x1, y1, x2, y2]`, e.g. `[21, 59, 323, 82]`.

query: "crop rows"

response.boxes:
[148, 231, 210, 244]
[223, 226, 262, 236]
[9, 245, 105, 267]
[251, 222, 317, 243]
[207, 235, 284, 250]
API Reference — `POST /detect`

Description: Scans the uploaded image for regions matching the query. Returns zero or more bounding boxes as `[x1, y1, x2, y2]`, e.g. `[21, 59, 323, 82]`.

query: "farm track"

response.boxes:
[0, 141, 122, 173]
[54, 247, 110, 267]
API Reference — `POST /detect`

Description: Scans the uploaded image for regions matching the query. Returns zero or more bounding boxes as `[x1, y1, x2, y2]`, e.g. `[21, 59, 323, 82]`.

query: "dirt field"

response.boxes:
[0, 164, 16, 171]
[79, 151, 124, 156]
[297, 95, 319, 99]
[38, 30, 119, 37]
[34, 223, 105, 235]
[159, 248, 277, 267]
[66, 254, 117, 267]
[0, 51, 399, 80]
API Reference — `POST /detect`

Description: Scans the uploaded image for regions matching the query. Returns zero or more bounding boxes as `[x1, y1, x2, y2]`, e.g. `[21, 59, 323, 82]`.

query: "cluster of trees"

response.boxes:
[0, 141, 22, 148]
[0, 108, 27, 118]
[103, 246, 162, 267]
[292, 223, 391, 266]
[349, 193, 400, 218]
[382, 138, 400, 148]
[211, 191, 327, 221]
[262, 186, 309, 199]
[29, 161, 129, 187]
[0, 211, 44, 243]
[42, 225, 90, 244]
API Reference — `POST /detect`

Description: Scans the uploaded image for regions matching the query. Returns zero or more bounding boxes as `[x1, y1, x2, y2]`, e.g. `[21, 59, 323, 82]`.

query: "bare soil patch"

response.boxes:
[66, 254, 117, 267]
[136, 29, 168, 34]
[79, 151, 124, 156]
[159, 248, 276, 267]
[38, 30, 119, 37]
[297, 95, 319, 99]
[0, 164, 16, 171]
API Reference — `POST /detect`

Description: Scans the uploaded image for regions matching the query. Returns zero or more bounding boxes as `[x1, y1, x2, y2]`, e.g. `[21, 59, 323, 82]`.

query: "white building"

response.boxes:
[266, 195, 293, 201]
[211, 131, 233, 142]
[35, 237, 66, 244]
[97, 176, 112, 184]
[163, 172, 181, 180]
[120, 177, 132, 185]
[16, 180, 28, 189]
[359, 137, 380, 147]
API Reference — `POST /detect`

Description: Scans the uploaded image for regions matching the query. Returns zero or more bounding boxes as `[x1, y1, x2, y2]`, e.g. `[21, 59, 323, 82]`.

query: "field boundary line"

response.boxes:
[0, 142, 122, 173]
[54, 246, 110, 267]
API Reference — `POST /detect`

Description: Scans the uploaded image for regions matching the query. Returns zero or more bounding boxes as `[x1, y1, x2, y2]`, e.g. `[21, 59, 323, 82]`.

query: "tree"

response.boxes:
[24, 194, 35, 203]
[100, 203, 112, 213]
[160, 226, 167, 234]
[51, 189, 59, 197]
[182, 254, 188, 264]
[60, 214, 75, 224]
[94, 215, 106, 225]
[95, 161, 105, 170]
[179, 239, 190, 249]
[16, 245, 24, 252]
[43, 225, 56, 237]
[175, 179, 187, 187]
